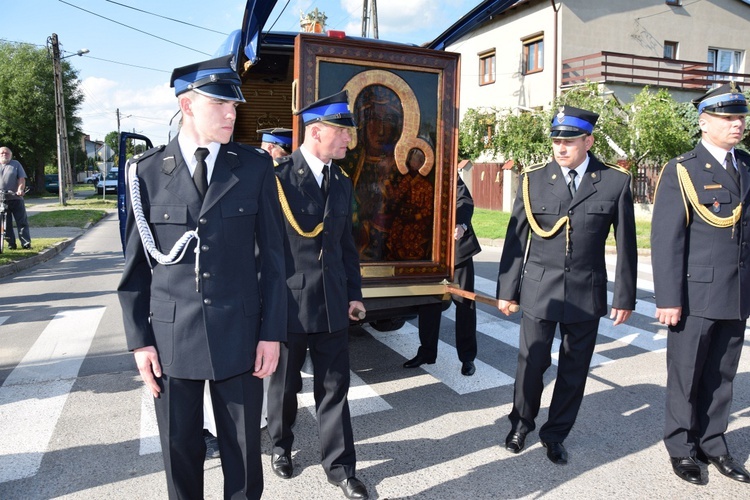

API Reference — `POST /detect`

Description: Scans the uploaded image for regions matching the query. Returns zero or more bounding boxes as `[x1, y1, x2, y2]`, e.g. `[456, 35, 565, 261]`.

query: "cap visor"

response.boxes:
[194, 84, 245, 103]
[550, 129, 587, 138]
[703, 105, 749, 116]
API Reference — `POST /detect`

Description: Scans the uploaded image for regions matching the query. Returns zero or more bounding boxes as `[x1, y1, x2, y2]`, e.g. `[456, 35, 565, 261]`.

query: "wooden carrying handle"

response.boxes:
[446, 284, 519, 312]
[352, 308, 366, 320]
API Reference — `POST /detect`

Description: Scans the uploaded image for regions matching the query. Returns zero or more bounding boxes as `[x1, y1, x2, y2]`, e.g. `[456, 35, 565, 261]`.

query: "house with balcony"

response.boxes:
[429, 0, 750, 209]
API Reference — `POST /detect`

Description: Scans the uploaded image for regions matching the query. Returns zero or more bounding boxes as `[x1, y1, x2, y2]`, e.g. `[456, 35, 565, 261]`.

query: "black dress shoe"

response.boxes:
[22, 243, 31, 249]
[505, 430, 526, 454]
[271, 453, 293, 479]
[461, 361, 476, 376]
[707, 454, 750, 483]
[403, 354, 435, 369]
[328, 476, 369, 499]
[670, 457, 702, 484]
[541, 441, 568, 465]
[203, 430, 220, 460]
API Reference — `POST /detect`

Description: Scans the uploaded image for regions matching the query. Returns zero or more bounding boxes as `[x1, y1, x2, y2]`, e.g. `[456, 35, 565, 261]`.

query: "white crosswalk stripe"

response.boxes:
[366, 322, 515, 394]
[0, 307, 105, 483]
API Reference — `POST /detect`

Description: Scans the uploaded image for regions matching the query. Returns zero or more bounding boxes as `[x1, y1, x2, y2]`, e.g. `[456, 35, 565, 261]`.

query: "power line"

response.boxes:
[82, 54, 170, 73]
[58, 0, 211, 56]
[105, 0, 230, 36]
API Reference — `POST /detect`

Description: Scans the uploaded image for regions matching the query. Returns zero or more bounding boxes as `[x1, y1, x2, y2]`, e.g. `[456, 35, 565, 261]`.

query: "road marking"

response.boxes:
[139, 387, 160, 455]
[300, 354, 393, 416]
[0, 316, 8, 326]
[366, 322, 515, 394]
[474, 275, 666, 353]
[0, 308, 104, 483]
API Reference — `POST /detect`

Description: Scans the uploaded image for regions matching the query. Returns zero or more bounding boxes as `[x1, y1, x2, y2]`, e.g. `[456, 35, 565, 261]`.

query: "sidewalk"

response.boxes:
[0, 193, 110, 279]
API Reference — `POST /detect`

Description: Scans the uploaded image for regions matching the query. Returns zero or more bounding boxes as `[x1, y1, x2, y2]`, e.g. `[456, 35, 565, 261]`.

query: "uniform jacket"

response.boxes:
[497, 154, 637, 323]
[118, 137, 287, 380]
[651, 142, 750, 319]
[456, 177, 481, 265]
[275, 149, 363, 334]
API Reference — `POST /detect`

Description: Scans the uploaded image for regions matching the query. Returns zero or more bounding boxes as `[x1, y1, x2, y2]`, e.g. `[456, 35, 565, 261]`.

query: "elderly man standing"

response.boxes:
[118, 54, 286, 499]
[496, 106, 637, 465]
[267, 90, 368, 500]
[0, 147, 31, 249]
[652, 82, 750, 486]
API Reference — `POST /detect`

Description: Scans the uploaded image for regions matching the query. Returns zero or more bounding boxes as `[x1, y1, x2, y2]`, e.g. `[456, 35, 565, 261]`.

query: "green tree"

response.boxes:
[0, 41, 84, 191]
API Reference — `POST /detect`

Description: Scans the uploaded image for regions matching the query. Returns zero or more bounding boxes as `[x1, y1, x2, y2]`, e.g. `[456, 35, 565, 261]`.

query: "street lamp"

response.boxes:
[62, 48, 90, 59]
[48, 34, 88, 205]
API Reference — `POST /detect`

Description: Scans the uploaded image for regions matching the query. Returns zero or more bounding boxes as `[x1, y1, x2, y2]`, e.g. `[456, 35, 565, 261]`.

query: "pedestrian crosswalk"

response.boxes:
[1, 265, 672, 468]
[0, 308, 105, 483]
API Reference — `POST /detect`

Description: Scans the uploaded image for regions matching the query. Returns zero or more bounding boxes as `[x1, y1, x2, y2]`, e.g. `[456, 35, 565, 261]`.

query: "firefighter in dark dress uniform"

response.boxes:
[267, 91, 369, 500]
[118, 54, 287, 499]
[652, 82, 750, 485]
[496, 106, 637, 465]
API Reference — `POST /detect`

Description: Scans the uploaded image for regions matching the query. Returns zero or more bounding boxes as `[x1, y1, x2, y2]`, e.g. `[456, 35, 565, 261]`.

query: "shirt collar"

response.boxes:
[299, 144, 331, 186]
[701, 139, 735, 166]
[178, 134, 221, 180]
[559, 154, 591, 179]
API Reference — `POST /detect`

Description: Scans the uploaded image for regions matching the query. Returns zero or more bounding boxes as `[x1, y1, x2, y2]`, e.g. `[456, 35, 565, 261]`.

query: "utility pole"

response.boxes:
[48, 34, 88, 205]
[49, 33, 71, 205]
[361, 0, 379, 39]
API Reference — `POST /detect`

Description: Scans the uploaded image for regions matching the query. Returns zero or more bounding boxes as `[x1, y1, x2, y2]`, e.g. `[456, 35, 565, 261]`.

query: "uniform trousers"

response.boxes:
[267, 327, 356, 482]
[508, 312, 600, 442]
[154, 371, 263, 500]
[664, 315, 745, 458]
[416, 258, 477, 362]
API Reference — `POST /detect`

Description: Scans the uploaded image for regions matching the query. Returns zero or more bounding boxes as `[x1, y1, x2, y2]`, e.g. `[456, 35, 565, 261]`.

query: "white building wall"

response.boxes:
[447, 0, 555, 121]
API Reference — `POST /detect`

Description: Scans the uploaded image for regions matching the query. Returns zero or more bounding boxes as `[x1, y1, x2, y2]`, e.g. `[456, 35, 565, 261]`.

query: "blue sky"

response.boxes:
[3, 0, 477, 145]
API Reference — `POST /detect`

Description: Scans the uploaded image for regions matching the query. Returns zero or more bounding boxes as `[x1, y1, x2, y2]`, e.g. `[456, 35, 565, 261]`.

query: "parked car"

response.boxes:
[85, 173, 102, 184]
[96, 170, 118, 195]
[45, 174, 59, 194]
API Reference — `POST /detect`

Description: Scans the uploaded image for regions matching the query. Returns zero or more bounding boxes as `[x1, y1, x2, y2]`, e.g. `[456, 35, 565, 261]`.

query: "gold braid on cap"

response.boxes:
[274, 160, 324, 238]
[522, 171, 571, 253]
[676, 162, 741, 234]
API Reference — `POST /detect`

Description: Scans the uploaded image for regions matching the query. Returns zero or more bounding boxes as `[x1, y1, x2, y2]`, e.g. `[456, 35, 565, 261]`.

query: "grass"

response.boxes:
[0, 237, 69, 265]
[28, 209, 107, 228]
[473, 208, 652, 249]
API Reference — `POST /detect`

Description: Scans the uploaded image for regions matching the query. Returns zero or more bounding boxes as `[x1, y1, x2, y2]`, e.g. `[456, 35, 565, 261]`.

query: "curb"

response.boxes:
[0, 219, 94, 280]
[0, 236, 82, 280]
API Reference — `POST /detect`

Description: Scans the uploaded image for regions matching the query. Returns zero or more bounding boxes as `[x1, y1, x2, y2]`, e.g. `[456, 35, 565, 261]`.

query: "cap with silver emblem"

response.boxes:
[170, 54, 245, 102]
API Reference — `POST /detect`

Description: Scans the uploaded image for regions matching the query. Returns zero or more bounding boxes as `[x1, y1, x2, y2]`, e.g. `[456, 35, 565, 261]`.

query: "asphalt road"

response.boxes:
[1, 214, 749, 499]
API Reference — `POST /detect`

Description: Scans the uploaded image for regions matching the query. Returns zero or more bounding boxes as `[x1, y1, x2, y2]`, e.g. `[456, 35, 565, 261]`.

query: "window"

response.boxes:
[708, 48, 743, 80]
[522, 34, 544, 75]
[479, 50, 496, 85]
[664, 41, 678, 60]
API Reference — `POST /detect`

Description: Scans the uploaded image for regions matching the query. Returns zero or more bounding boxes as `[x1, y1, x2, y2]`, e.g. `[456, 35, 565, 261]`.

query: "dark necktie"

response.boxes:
[726, 152, 739, 187]
[321, 164, 330, 198]
[194, 148, 209, 199]
[568, 169, 578, 198]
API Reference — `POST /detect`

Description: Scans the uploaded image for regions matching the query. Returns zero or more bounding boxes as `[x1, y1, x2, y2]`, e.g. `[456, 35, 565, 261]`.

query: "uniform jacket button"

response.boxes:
[203, 298, 212, 305]
[238, 207, 244, 213]
[202, 272, 211, 279]
[163, 213, 170, 220]
[201, 245, 209, 252]
[199, 218, 208, 224]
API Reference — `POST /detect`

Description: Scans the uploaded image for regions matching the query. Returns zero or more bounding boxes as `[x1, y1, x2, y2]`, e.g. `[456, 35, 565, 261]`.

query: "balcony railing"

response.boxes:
[561, 51, 750, 90]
